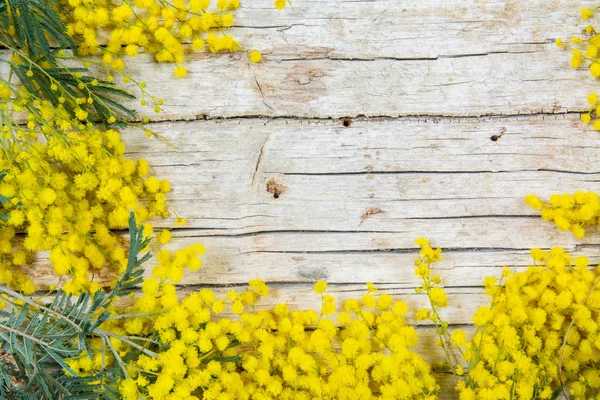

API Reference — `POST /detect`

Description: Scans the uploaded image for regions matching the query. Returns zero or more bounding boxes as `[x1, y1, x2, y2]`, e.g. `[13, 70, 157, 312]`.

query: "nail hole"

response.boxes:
[341, 118, 352, 128]
[491, 127, 507, 142]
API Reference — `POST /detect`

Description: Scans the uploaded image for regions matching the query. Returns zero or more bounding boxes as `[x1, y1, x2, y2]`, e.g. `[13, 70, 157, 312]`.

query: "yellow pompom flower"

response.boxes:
[365, 281, 378, 293]
[174, 65, 187, 78]
[157, 229, 172, 244]
[0, 83, 11, 99]
[249, 50, 262, 63]
[591, 63, 600, 78]
[415, 308, 431, 321]
[274, 0, 286, 10]
[313, 280, 327, 294]
[472, 306, 492, 327]
[429, 287, 448, 307]
[572, 49, 582, 69]
[524, 193, 543, 210]
[582, 7, 593, 20]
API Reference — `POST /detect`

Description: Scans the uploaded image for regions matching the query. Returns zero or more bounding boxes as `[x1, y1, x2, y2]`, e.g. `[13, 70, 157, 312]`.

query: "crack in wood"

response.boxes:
[173, 281, 488, 291]
[280, 169, 600, 176]
[253, 75, 275, 113]
[252, 132, 271, 188]
[117, 110, 586, 125]
[277, 48, 545, 63]
[236, 247, 535, 255]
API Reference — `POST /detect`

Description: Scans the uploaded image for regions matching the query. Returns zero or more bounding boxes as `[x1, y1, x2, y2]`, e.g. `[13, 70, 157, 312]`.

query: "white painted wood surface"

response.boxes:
[31, 1, 600, 397]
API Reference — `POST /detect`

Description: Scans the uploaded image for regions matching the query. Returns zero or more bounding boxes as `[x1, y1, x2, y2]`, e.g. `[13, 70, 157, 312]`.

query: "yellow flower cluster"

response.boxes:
[65, 241, 206, 375]
[0, 92, 188, 294]
[124, 280, 438, 399]
[454, 248, 600, 399]
[414, 238, 600, 398]
[557, 6, 600, 127]
[525, 192, 600, 238]
[71, 252, 439, 400]
[58, 0, 287, 77]
[57, 235, 600, 400]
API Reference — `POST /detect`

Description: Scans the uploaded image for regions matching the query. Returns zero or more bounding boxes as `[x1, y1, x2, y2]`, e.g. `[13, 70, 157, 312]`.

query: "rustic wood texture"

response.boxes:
[111, 0, 592, 119]
[28, 0, 600, 397]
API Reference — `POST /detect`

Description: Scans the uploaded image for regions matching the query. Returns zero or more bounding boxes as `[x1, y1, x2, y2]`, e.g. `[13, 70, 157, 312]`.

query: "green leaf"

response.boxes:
[0, 213, 152, 398]
[550, 387, 565, 400]
[42, 343, 78, 378]
[3, 0, 75, 63]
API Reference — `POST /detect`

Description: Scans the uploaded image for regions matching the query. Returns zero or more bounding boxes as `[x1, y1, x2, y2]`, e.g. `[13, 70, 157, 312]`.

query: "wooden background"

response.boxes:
[44, 0, 600, 396]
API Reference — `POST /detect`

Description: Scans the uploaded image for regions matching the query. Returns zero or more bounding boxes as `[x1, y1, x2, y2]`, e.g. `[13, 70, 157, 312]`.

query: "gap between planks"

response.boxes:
[123, 110, 585, 126]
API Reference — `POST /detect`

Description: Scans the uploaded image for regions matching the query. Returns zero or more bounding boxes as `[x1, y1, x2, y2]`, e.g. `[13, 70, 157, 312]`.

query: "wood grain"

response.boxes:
[230, 0, 583, 59]
[28, 115, 600, 294]
[119, 50, 587, 119]
[68, 0, 592, 120]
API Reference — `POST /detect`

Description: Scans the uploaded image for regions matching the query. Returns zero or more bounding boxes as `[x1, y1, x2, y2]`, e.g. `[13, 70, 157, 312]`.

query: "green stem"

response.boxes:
[0, 322, 79, 355]
[97, 329, 158, 358]
[102, 334, 129, 379]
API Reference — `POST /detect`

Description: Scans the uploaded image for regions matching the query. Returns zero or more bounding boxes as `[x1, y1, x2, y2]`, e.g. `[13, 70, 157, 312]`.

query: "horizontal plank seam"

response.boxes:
[167, 197, 529, 203]
[235, 248, 533, 255]
[278, 48, 547, 62]
[128, 110, 585, 125]
[166, 229, 544, 239]
[152, 281, 486, 292]
[274, 169, 600, 176]
[144, 167, 600, 176]
[402, 215, 536, 220]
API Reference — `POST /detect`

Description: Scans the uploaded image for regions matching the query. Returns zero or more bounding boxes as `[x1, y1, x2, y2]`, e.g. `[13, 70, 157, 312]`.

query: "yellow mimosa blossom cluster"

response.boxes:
[525, 192, 600, 238]
[0, 90, 190, 294]
[67, 250, 439, 399]
[65, 242, 207, 377]
[58, 0, 287, 78]
[455, 248, 600, 399]
[415, 238, 600, 398]
[557, 6, 600, 127]
[124, 280, 438, 399]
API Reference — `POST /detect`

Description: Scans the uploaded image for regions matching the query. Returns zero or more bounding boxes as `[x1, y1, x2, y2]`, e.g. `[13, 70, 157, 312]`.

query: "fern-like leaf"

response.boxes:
[0, 212, 149, 399]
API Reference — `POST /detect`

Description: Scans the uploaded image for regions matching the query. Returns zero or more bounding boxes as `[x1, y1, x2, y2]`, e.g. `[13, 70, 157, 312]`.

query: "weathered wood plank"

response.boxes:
[1, 1, 587, 120]
[161, 177, 598, 228]
[121, 50, 585, 119]
[26, 115, 600, 304]
[91, 0, 583, 60]
[126, 114, 599, 174]
[120, 115, 600, 231]
[231, 0, 584, 60]
[25, 232, 600, 286]
[110, 0, 590, 119]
